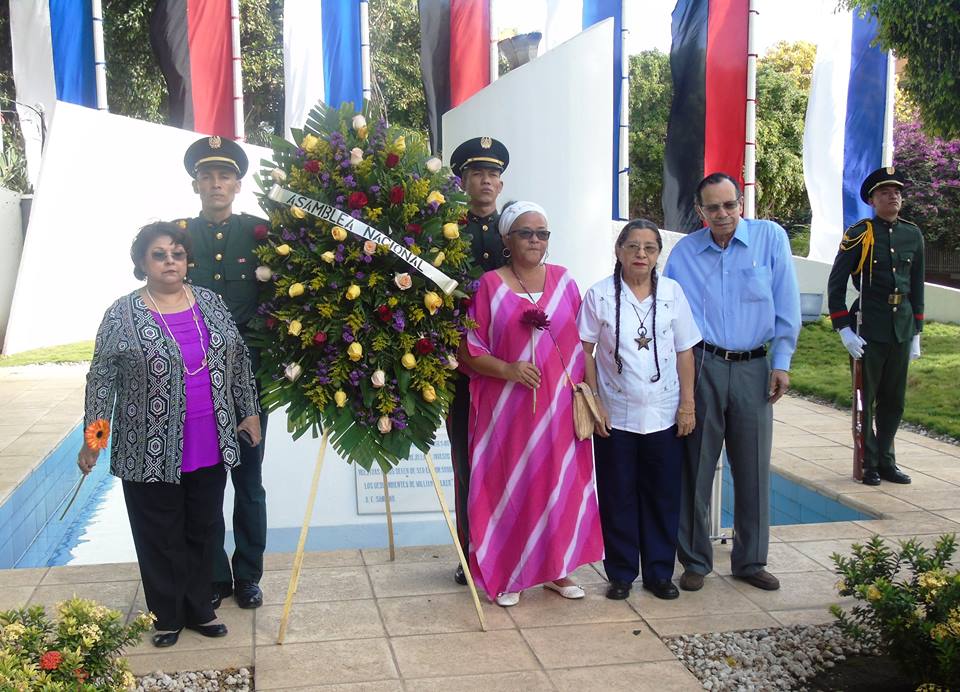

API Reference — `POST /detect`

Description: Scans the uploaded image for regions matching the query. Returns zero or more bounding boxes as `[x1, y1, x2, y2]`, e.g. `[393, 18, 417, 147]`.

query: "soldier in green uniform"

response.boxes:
[827, 167, 924, 486]
[447, 136, 510, 585]
[181, 136, 269, 608]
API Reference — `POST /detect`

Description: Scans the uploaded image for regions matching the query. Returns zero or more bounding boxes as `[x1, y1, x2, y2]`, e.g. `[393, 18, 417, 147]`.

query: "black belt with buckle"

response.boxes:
[696, 341, 767, 362]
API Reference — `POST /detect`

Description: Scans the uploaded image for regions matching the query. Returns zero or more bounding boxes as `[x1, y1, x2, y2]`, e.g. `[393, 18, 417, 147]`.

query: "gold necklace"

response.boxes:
[144, 286, 208, 376]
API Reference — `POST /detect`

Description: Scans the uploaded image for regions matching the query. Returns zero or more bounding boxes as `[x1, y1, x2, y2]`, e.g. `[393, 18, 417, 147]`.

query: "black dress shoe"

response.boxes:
[151, 629, 182, 647]
[454, 564, 467, 585]
[234, 580, 263, 609]
[211, 581, 233, 609]
[605, 581, 632, 600]
[879, 466, 912, 484]
[185, 622, 228, 638]
[643, 579, 680, 600]
[862, 469, 881, 486]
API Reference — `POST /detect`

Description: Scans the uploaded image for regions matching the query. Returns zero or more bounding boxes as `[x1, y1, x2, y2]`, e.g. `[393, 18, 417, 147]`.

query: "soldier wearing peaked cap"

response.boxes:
[827, 166, 925, 487]
[179, 135, 270, 609]
[447, 136, 509, 586]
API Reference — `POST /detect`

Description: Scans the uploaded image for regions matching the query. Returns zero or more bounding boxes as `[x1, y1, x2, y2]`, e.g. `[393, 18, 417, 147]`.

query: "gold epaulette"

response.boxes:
[838, 219, 874, 283]
[898, 217, 920, 228]
[173, 218, 189, 230]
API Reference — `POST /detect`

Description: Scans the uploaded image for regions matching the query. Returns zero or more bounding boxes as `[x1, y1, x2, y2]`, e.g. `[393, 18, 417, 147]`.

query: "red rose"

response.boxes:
[415, 338, 434, 355]
[40, 651, 62, 671]
[265, 317, 278, 330]
[385, 153, 400, 168]
[313, 331, 328, 345]
[348, 191, 369, 209]
[303, 159, 320, 174]
[376, 305, 394, 323]
[460, 296, 472, 309]
[389, 185, 405, 205]
[253, 224, 269, 240]
[458, 216, 468, 226]
[406, 223, 422, 235]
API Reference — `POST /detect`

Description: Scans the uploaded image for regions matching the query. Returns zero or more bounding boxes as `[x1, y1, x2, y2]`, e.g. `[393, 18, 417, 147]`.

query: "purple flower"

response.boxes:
[343, 175, 356, 188]
[404, 236, 415, 247]
[355, 271, 366, 279]
[336, 195, 346, 205]
[369, 185, 381, 195]
[348, 370, 362, 386]
[361, 254, 372, 263]
[392, 310, 406, 332]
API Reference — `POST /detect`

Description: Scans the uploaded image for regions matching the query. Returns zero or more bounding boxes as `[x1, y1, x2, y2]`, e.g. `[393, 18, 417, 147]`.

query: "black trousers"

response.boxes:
[445, 375, 471, 555]
[594, 426, 682, 585]
[122, 463, 227, 631]
[212, 344, 268, 585]
[860, 338, 911, 472]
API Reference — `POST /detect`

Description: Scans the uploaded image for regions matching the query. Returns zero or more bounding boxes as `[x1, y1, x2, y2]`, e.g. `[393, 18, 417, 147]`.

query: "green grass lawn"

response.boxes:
[790, 319, 960, 440]
[0, 341, 94, 367]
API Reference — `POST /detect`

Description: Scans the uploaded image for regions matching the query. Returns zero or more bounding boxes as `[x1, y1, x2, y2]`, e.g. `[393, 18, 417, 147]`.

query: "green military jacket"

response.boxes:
[182, 213, 266, 329]
[464, 210, 506, 273]
[827, 215, 925, 343]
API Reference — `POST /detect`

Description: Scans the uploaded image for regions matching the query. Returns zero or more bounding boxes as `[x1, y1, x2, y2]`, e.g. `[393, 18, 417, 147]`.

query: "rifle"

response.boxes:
[851, 311, 865, 481]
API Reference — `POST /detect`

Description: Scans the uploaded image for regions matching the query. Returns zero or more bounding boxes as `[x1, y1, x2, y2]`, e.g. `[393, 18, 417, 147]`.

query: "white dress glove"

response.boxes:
[839, 326, 866, 360]
[910, 334, 921, 361]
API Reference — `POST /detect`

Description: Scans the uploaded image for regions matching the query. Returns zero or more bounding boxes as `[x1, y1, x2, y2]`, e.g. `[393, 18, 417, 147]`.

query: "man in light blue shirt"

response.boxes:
[664, 172, 800, 593]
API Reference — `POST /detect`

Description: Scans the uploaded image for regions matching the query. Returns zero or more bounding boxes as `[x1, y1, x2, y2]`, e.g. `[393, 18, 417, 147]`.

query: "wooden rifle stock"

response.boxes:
[851, 357, 865, 481]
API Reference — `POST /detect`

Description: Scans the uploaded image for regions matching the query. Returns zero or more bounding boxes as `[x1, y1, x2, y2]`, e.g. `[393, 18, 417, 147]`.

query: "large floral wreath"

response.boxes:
[250, 103, 479, 471]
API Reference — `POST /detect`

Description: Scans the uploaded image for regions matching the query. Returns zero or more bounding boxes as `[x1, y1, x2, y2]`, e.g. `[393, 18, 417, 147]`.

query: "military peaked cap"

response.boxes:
[860, 166, 906, 203]
[184, 135, 249, 179]
[450, 136, 509, 177]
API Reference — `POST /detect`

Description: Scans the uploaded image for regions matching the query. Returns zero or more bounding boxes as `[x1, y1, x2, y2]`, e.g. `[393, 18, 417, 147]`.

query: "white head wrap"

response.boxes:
[498, 201, 549, 238]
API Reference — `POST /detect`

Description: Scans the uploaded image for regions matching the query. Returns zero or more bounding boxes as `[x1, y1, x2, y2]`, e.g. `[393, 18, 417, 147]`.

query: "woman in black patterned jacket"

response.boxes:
[77, 221, 260, 647]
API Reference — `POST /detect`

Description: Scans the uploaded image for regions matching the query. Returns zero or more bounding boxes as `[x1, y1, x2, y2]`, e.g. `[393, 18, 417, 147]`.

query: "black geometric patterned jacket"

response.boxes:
[84, 286, 260, 483]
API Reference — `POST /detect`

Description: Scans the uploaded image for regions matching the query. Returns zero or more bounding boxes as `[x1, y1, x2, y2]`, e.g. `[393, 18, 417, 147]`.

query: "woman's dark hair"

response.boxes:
[130, 221, 193, 281]
[612, 218, 663, 382]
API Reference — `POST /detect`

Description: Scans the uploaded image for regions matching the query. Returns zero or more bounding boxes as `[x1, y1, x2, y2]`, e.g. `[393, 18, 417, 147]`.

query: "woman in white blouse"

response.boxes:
[578, 219, 701, 601]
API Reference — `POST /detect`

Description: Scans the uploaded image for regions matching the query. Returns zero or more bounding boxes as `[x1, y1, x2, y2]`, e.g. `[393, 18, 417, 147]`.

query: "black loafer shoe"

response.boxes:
[234, 580, 263, 609]
[211, 581, 233, 609]
[454, 564, 467, 585]
[735, 569, 781, 591]
[862, 469, 881, 486]
[643, 579, 680, 600]
[152, 629, 182, 647]
[679, 570, 705, 591]
[185, 622, 228, 638]
[605, 581, 632, 600]
[879, 466, 912, 484]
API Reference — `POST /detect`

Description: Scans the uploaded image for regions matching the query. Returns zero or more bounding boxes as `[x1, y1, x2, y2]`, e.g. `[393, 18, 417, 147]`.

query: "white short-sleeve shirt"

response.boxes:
[578, 273, 702, 435]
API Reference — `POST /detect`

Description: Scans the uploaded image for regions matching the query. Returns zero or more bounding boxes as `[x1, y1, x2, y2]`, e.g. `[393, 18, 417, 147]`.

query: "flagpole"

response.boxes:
[617, 0, 629, 221]
[360, 0, 372, 104]
[881, 50, 896, 167]
[489, 0, 499, 83]
[230, 0, 245, 140]
[743, 0, 758, 219]
[91, 0, 108, 111]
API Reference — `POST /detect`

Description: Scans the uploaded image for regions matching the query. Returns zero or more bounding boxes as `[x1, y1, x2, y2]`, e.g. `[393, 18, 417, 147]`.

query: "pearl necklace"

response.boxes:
[145, 286, 209, 376]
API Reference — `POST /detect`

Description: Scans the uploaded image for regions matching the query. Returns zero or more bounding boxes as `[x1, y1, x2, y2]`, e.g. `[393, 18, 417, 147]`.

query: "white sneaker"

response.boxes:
[544, 581, 585, 599]
[496, 591, 520, 607]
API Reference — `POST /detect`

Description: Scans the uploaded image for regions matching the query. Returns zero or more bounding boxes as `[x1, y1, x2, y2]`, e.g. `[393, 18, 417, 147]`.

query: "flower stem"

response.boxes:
[531, 329, 537, 413]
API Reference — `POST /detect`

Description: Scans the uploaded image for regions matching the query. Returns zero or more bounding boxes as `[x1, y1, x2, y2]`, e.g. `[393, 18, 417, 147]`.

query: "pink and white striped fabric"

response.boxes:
[466, 265, 603, 598]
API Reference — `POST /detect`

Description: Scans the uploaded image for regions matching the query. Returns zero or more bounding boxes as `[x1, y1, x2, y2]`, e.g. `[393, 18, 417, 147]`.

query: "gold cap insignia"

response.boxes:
[480, 137, 492, 149]
[886, 166, 895, 174]
[209, 136, 222, 149]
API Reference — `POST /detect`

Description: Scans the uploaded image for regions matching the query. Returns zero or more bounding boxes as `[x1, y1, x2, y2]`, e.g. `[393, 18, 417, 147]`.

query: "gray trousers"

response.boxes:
[677, 348, 772, 577]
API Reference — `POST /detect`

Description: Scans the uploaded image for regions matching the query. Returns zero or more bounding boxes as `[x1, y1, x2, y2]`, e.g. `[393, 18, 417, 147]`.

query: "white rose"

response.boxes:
[371, 369, 386, 388]
[270, 168, 287, 183]
[255, 265, 273, 282]
[352, 114, 367, 131]
[394, 273, 413, 291]
[350, 147, 364, 166]
[425, 157, 442, 174]
[446, 354, 459, 370]
[284, 363, 303, 382]
[377, 415, 392, 434]
[363, 240, 378, 256]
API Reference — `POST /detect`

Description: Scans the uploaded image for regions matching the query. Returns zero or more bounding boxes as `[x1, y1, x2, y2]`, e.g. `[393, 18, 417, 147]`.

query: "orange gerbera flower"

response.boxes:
[84, 419, 110, 450]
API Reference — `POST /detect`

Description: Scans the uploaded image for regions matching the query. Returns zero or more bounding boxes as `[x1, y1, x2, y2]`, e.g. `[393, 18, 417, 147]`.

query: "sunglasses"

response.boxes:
[509, 229, 551, 241]
[622, 243, 660, 255]
[149, 250, 188, 262]
[699, 199, 741, 215]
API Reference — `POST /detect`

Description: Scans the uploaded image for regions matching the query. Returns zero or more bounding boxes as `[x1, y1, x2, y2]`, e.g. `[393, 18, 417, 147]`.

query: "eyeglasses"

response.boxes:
[699, 199, 741, 215]
[509, 229, 551, 241]
[149, 250, 188, 262]
[622, 243, 660, 255]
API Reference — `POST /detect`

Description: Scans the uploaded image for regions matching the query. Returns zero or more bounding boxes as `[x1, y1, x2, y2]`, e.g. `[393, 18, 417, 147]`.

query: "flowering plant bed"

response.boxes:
[251, 102, 478, 471]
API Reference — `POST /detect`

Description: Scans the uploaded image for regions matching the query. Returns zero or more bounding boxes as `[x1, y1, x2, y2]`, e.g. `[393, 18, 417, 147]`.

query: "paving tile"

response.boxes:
[280, 682, 404, 692]
[255, 598, 385, 644]
[262, 549, 364, 571]
[390, 629, 538, 678]
[899, 489, 960, 511]
[1, 432, 59, 457]
[505, 583, 640, 628]
[711, 541, 825, 576]
[627, 574, 762, 620]
[130, 606, 255, 652]
[777, 445, 858, 461]
[42, 561, 141, 585]
[934, 509, 960, 524]
[378, 592, 513, 636]
[405, 670, 554, 692]
[769, 607, 841, 627]
[259, 566, 373, 604]
[548, 661, 702, 691]
[29, 580, 138, 614]
[125, 645, 251, 676]
[366, 560, 465, 599]
[521, 621, 674, 669]
[255, 639, 397, 689]
[723, 570, 844, 611]
[0, 585, 36, 610]
[645, 610, 779, 637]
[855, 511, 960, 536]
[0, 566, 48, 587]
[361, 544, 457, 565]
[770, 521, 873, 542]
[790, 538, 870, 570]
[836, 491, 918, 515]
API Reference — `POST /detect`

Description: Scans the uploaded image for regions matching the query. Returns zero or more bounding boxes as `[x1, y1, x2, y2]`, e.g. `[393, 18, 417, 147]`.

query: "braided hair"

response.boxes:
[612, 219, 664, 382]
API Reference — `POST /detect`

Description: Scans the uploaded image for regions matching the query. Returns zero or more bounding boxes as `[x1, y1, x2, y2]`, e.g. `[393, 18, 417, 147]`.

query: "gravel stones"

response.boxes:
[136, 667, 252, 691]
[666, 624, 878, 691]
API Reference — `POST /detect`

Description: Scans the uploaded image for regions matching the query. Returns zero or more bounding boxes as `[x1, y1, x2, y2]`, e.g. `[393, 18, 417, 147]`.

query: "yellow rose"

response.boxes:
[321, 251, 335, 264]
[442, 223, 460, 239]
[421, 384, 437, 403]
[334, 390, 348, 407]
[432, 251, 446, 267]
[288, 320, 302, 336]
[288, 282, 305, 297]
[426, 190, 445, 206]
[345, 284, 361, 300]
[401, 352, 417, 369]
[393, 135, 406, 153]
[301, 133, 319, 151]
[347, 342, 363, 361]
[424, 291, 443, 315]
[331, 226, 348, 241]
[357, 125, 368, 140]
[276, 244, 291, 256]
[291, 206, 306, 219]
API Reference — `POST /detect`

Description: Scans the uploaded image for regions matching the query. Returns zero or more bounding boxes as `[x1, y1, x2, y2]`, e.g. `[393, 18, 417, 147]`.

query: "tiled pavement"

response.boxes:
[1, 366, 958, 690]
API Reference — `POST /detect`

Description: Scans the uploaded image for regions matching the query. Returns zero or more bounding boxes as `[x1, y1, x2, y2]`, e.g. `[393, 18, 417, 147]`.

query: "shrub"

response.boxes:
[0, 597, 153, 691]
[830, 534, 960, 687]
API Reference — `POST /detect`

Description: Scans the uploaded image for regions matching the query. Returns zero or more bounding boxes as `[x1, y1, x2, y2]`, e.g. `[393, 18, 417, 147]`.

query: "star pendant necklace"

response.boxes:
[145, 285, 209, 376]
[630, 301, 654, 350]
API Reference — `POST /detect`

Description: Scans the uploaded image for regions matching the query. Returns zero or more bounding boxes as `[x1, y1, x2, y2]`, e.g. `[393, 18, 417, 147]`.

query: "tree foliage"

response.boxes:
[627, 50, 671, 225]
[368, 0, 426, 131]
[841, 0, 960, 139]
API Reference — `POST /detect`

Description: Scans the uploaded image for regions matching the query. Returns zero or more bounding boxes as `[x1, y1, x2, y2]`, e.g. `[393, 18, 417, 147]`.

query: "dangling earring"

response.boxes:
[502, 247, 511, 259]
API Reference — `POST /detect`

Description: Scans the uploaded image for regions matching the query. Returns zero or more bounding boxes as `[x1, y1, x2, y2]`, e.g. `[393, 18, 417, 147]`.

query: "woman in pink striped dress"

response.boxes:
[460, 201, 604, 607]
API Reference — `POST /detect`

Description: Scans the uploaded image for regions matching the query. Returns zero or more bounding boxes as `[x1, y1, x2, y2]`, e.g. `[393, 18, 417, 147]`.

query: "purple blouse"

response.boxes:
[150, 307, 221, 473]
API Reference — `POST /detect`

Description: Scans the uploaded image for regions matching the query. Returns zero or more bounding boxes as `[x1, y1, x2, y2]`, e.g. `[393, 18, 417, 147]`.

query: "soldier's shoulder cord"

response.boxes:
[839, 219, 875, 283]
